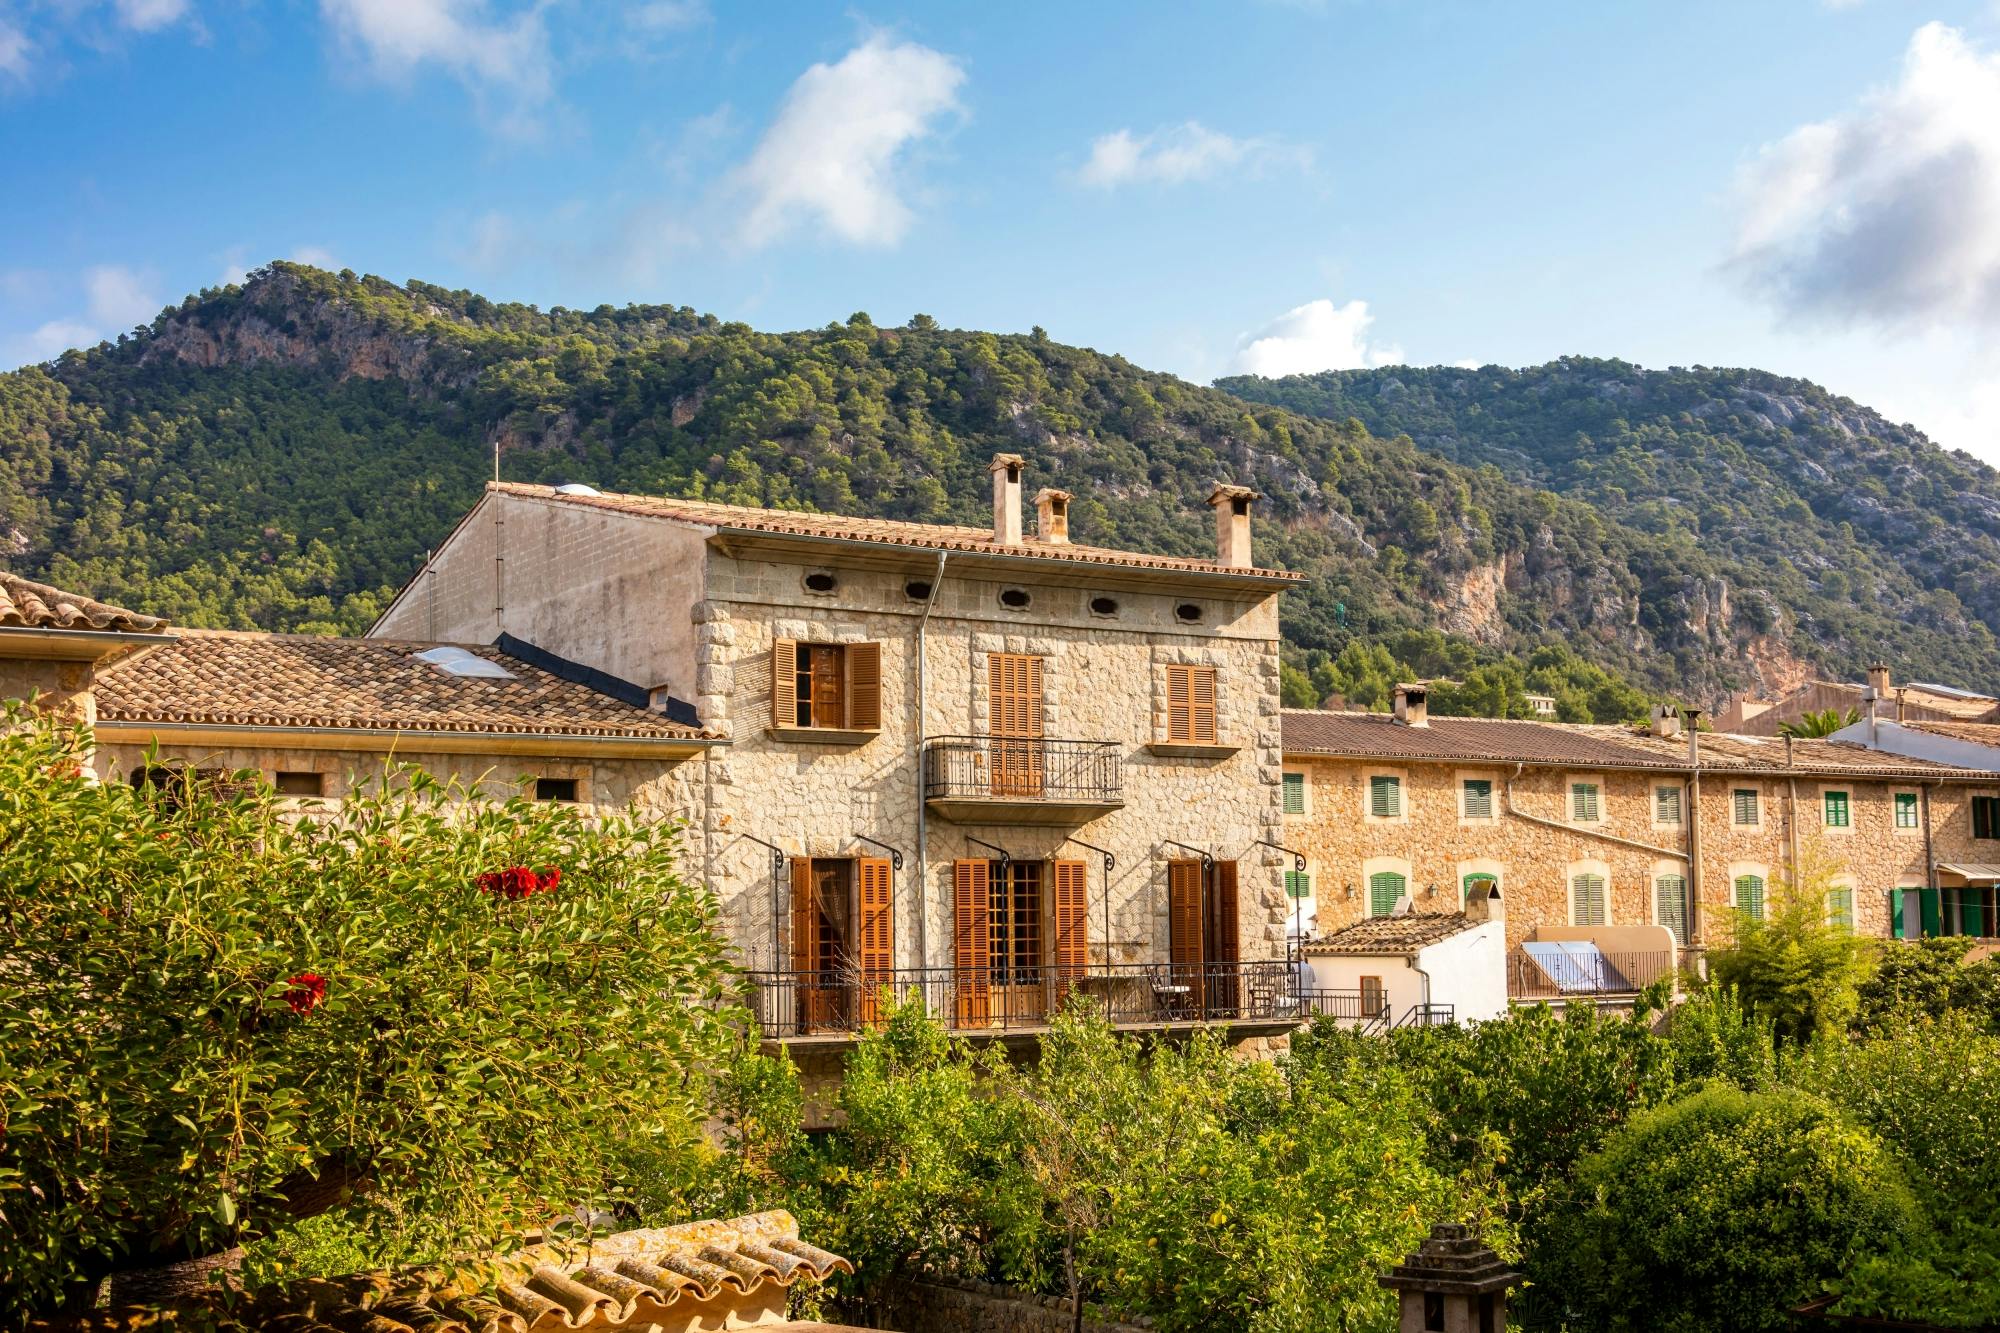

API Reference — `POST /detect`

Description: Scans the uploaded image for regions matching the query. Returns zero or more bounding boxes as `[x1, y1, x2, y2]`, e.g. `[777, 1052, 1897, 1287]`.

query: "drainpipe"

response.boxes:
[913, 550, 948, 971]
[1922, 783, 1938, 938]
[1503, 763, 1687, 859]
[1685, 708, 1704, 950]
[1784, 735, 1800, 892]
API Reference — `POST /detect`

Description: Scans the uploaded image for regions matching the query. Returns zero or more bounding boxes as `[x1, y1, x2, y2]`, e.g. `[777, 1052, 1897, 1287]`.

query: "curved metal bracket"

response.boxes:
[1246, 837, 1308, 873]
[1162, 839, 1214, 872]
[965, 836, 1011, 874]
[1051, 834, 1115, 874]
[851, 832, 905, 871]
[734, 832, 789, 875]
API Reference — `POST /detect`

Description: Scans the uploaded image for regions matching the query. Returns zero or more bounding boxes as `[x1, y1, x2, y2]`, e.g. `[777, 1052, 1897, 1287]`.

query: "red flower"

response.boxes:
[285, 972, 328, 1016]
[537, 866, 561, 893]
[476, 865, 561, 900]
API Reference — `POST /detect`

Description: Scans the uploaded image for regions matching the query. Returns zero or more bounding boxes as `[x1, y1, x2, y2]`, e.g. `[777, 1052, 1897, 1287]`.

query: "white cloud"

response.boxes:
[290, 245, 339, 269]
[1077, 121, 1295, 189]
[630, 0, 708, 33]
[732, 35, 965, 249]
[0, 18, 30, 82]
[318, 0, 552, 136]
[1731, 22, 2000, 328]
[454, 211, 516, 270]
[84, 264, 158, 331]
[113, 0, 189, 32]
[1230, 298, 1405, 378]
[6, 319, 100, 365]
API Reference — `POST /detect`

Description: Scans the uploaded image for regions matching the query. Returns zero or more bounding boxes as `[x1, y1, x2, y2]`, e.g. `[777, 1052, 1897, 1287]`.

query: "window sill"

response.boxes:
[1145, 741, 1241, 759]
[767, 726, 881, 746]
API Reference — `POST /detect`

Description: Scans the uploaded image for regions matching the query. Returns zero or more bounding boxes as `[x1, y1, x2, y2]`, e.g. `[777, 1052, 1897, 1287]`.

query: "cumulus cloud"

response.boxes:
[630, 0, 708, 33]
[1230, 298, 1404, 378]
[319, 0, 552, 136]
[1731, 22, 2000, 328]
[3, 264, 158, 367]
[731, 35, 965, 249]
[289, 245, 339, 269]
[0, 17, 31, 81]
[113, 0, 189, 32]
[1077, 121, 1296, 189]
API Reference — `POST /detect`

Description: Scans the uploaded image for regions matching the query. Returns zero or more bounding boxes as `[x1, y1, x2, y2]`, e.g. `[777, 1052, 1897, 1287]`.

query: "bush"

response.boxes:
[1855, 938, 2000, 1034]
[1708, 844, 1875, 1046]
[1548, 1084, 1923, 1332]
[0, 710, 743, 1318]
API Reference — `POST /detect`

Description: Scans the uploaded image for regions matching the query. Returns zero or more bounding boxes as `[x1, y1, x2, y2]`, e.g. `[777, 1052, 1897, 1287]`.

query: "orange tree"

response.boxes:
[0, 708, 740, 1319]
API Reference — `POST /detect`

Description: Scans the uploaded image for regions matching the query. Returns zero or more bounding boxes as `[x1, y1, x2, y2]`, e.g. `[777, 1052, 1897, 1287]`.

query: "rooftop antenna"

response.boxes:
[493, 439, 501, 484]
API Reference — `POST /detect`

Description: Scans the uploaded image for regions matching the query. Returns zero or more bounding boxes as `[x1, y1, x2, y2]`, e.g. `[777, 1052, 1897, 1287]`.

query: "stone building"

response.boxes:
[0, 571, 170, 723]
[370, 461, 1302, 1039]
[1280, 685, 1998, 958]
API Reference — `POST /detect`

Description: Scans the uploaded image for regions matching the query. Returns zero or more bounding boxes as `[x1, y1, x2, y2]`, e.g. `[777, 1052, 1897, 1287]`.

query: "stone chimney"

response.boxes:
[989, 454, 1025, 545]
[1379, 1224, 1519, 1333]
[1867, 664, 1891, 696]
[1207, 483, 1260, 568]
[1393, 682, 1429, 728]
[1033, 487, 1071, 544]
[1464, 879, 1503, 926]
[1650, 703, 1682, 738]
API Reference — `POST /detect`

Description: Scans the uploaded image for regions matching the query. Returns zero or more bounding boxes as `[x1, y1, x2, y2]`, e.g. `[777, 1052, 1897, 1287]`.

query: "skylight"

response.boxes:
[413, 646, 515, 679]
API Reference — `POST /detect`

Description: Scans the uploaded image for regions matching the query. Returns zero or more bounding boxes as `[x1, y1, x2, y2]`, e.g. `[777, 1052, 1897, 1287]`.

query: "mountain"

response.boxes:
[0, 264, 1975, 719]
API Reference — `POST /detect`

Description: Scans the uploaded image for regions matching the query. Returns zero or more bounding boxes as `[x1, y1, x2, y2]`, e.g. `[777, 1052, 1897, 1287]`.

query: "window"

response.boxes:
[1174, 602, 1204, 623]
[1368, 871, 1406, 917]
[1285, 869, 1312, 899]
[534, 777, 578, 802]
[1655, 873, 1688, 945]
[1827, 882, 1855, 930]
[1735, 874, 1766, 920]
[1571, 872, 1608, 926]
[999, 587, 1032, 610]
[1369, 774, 1403, 819]
[990, 860, 1042, 986]
[1463, 872, 1498, 905]
[1732, 788, 1761, 826]
[1824, 790, 1851, 828]
[1570, 781, 1601, 822]
[1895, 792, 1920, 829]
[772, 639, 882, 731]
[1655, 785, 1683, 825]
[1088, 595, 1119, 617]
[1974, 795, 2000, 840]
[802, 570, 838, 594]
[1281, 771, 1307, 814]
[1462, 778, 1494, 820]
[274, 771, 324, 797]
[1164, 664, 1218, 743]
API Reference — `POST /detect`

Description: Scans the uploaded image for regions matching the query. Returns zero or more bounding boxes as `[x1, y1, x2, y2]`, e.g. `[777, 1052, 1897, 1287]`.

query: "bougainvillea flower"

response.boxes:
[476, 865, 560, 900]
[285, 972, 328, 1016]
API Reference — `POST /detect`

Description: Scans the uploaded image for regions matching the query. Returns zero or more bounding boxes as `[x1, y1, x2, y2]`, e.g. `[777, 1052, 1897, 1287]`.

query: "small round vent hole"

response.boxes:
[1089, 596, 1119, 617]
[1174, 602, 1204, 623]
[803, 571, 838, 594]
[1000, 588, 1032, 610]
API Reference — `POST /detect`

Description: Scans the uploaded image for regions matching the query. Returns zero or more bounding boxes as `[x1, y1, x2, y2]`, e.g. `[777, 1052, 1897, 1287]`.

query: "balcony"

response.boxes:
[746, 960, 1299, 1041]
[1506, 946, 1677, 1001]
[921, 735, 1124, 825]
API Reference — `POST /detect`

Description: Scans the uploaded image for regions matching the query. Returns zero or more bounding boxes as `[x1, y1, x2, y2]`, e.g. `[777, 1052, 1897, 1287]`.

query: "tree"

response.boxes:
[1854, 937, 2000, 1033]
[0, 708, 742, 1319]
[1708, 842, 1876, 1047]
[1778, 707, 1859, 739]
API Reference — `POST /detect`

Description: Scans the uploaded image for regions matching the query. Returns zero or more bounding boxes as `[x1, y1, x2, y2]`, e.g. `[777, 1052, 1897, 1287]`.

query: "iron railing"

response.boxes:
[921, 736, 1123, 804]
[747, 959, 1298, 1039]
[1507, 949, 1676, 1000]
[1297, 991, 1457, 1031]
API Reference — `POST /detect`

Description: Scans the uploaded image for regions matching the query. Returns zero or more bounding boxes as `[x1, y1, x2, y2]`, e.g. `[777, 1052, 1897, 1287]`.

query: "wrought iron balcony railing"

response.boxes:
[921, 735, 1124, 806]
[1506, 948, 1676, 999]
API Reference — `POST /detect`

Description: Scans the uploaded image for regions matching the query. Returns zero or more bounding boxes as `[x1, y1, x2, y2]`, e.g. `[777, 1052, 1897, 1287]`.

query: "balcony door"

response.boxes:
[988, 653, 1045, 798]
[1168, 859, 1241, 1014]
[790, 855, 893, 1033]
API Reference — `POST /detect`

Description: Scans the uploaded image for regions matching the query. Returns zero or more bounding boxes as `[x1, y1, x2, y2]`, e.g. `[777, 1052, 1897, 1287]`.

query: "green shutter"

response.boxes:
[1463, 873, 1497, 905]
[1895, 792, 1919, 829]
[1571, 873, 1607, 926]
[1368, 871, 1406, 916]
[1370, 775, 1401, 819]
[1827, 884, 1854, 930]
[1920, 887, 1942, 938]
[1891, 888, 1907, 939]
[1733, 789, 1760, 826]
[1655, 874, 1688, 944]
[1571, 782, 1600, 821]
[1655, 785, 1682, 824]
[1824, 791, 1850, 828]
[1282, 772, 1306, 815]
[1284, 870, 1312, 899]
[1463, 779, 1493, 819]
[1735, 874, 1766, 920]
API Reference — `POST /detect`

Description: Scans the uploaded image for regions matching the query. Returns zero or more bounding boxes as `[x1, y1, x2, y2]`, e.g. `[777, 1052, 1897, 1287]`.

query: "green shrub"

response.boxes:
[1661, 986, 1779, 1091]
[1548, 1084, 1922, 1332]
[1708, 845, 1876, 1047]
[1855, 938, 2000, 1034]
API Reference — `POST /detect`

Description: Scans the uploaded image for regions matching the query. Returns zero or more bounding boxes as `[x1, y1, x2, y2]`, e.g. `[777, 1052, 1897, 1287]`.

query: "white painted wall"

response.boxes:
[1305, 952, 1425, 1021]
[1414, 919, 1507, 1022]
[1830, 719, 2000, 772]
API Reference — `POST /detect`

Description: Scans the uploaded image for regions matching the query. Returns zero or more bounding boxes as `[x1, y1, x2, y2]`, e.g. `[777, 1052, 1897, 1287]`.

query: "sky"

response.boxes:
[7, 1, 2000, 460]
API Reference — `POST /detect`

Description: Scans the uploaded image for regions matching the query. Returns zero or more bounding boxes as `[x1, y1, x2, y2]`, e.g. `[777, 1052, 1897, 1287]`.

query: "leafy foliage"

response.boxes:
[1855, 937, 2000, 1033]
[1778, 707, 1859, 739]
[1707, 844, 1877, 1046]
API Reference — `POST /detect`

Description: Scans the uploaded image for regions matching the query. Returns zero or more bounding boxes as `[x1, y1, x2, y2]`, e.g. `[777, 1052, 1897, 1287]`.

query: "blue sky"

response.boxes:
[7, 1, 2000, 459]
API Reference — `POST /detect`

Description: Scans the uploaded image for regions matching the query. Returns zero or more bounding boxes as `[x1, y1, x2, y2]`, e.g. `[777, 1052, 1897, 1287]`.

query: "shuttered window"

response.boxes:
[1824, 791, 1851, 828]
[1975, 796, 2000, 840]
[1895, 792, 1920, 829]
[1282, 771, 1307, 814]
[952, 859, 992, 1026]
[1655, 785, 1682, 825]
[1827, 883, 1855, 930]
[1571, 782, 1601, 822]
[1571, 873, 1607, 926]
[1735, 874, 1766, 921]
[1285, 870, 1312, 899]
[1368, 871, 1406, 917]
[1462, 779, 1493, 820]
[771, 639, 881, 729]
[1051, 859, 1089, 1006]
[1369, 775, 1403, 819]
[1655, 874, 1688, 945]
[1165, 665, 1218, 744]
[1732, 789, 1760, 826]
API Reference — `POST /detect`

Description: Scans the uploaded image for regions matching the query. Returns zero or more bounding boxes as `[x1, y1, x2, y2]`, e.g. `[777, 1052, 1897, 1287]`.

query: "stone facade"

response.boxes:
[0, 658, 98, 723]
[869, 1280, 1151, 1333]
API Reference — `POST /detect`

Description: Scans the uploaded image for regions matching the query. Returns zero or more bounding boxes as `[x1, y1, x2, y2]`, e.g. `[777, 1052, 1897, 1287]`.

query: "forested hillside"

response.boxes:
[2, 264, 1987, 717]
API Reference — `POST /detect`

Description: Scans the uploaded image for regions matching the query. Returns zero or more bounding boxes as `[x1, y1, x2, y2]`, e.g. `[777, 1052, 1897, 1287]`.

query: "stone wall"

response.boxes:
[867, 1279, 1151, 1333]
[0, 657, 97, 723]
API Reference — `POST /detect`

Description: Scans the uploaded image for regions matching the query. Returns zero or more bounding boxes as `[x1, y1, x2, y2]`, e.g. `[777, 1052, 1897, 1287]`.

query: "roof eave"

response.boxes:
[92, 719, 722, 760]
[0, 625, 178, 662]
[1277, 744, 1982, 781]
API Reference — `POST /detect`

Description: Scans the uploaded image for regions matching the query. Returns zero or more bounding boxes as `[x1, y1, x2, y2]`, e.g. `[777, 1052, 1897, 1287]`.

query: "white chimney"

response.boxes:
[1033, 487, 1071, 544]
[1650, 704, 1682, 738]
[1207, 483, 1259, 568]
[990, 454, 1025, 545]
[1393, 682, 1429, 728]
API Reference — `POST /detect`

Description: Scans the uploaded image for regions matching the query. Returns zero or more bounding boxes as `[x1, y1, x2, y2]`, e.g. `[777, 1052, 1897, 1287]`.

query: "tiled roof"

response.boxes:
[95, 630, 719, 741]
[1305, 912, 1481, 956]
[1280, 709, 1985, 779]
[0, 571, 166, 633]
[493, 481, 1306, 583]
[1901, 720, 2000, 748]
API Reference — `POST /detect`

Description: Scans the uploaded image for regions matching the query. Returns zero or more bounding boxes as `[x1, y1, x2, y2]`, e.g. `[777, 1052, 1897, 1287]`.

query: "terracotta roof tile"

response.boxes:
[1900, 720, 2000, 747]
[95, 630, 718, 742]
[0, 571, 166, 633]
[1304, 912, 1480, 956]
[495, 482, 1305, 583]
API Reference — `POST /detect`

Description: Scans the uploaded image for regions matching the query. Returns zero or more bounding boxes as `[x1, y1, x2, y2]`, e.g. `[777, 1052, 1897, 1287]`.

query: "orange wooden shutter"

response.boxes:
[1166, 665, 1192, 742]
[771, 638, 798, 729]
[1209, 860, 1241, 1016]
[1052, 859, 1089, 1009]
[857, 856, 893, 1025]
[1168, 859, 1204, 1008]
[789, 857, 823, 1032]
[953, 859, 991, 1026]
[846, 642, 882, 730]
[1190, 667, 1217, 744]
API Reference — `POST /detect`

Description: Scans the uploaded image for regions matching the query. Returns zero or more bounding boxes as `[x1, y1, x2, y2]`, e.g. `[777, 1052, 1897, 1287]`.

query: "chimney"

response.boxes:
[1392, 682, 1429, 728]
[989, 454, 1025, 545]
[1207, 483, 1260, 568]
[1867, 664, 1891, 696]
[1464, 880, 1503, 926]
[1033, 487, 1071, 544]
[1684, 708, 1702, 764]
[1650, 703, 1682, 738]
[1863, 685, 1880, 747]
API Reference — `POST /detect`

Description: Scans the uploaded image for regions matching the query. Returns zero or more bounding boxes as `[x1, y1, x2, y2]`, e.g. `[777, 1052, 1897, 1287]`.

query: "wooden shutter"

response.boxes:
[1733, 789, 1759, 825]
[1166, 665, 1191, 742]
[1735, 874, 1765, 920]
[1464, 779, 1492, 819]
[789, 857, 824, 1033]
[1572, 783, 1599, 822]
[1208, 860, 1241, 1015]
[1051, 859, 1089, 1008]
[1369, 871, 1405, 917]
[953, 859, 991, 1026]
[1190, 667, 1217, 744]
[846, 642, 882, 730]
[1825, 791, 1850, 828]
[1896, 792, 1918, 828]
[1168, 859, 1204, 1007]
[771, 638, 798, 729]
[989, 654, 1044, 796]
[1655, 874, 1688, 945]
[1827, 883, 1854, 930]
[1572, 873, 1607, 926]
[1286, 870, 1312, 899]
[856, 857, 894, 1025]
[1370, 775, 1400, 819]
[1656, 786, 1682, 824]
[1282, 772, 1306, 814]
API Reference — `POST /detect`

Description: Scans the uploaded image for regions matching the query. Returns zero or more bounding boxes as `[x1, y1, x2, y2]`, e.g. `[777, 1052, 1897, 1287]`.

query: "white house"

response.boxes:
[1299, 883, 1508, 1025]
